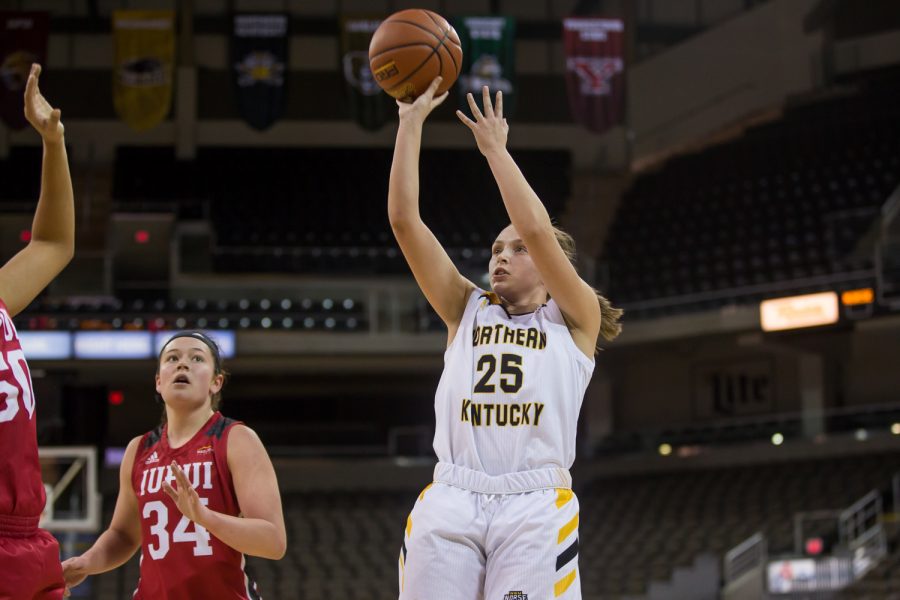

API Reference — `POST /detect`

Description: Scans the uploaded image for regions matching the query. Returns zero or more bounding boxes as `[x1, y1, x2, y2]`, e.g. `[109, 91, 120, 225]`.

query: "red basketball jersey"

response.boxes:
[0, 299, 45, 524]
[131, 412, 261, 599]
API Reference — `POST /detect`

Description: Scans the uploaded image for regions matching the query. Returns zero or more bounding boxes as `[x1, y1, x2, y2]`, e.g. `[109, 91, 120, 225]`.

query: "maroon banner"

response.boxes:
[563, 17, 625, 135]
[0, 12, 48, 130]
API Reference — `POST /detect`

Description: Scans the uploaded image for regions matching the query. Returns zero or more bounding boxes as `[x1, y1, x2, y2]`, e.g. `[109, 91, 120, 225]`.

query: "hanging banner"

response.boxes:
[562, 17, 625, 134]
[231, 13, 288, 131]
[112, 10, 175, 132]
[0, 12, 49, 130]
[454, 16, 515, 117]
[340, 16, 391, 131]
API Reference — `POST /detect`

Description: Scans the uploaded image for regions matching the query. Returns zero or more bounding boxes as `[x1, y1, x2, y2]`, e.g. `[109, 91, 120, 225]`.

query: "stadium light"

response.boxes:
[805, 537, 824, 556]
[891, 423, 900, 435]
[841, 288, 874, 306]
[855, 428, 868, 441]
[760, 292, 839, 332]
[658, 443, 672, 456]
[771, 433, 784, 446]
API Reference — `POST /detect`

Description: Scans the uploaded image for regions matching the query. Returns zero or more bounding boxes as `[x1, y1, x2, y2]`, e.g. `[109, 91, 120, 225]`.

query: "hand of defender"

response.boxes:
[397, 76, 448, 124]
[163, 461, 209, 525]
[456, 86, 508, 157]
[24, 64, 64, 145]
[60, 556, 89, 596]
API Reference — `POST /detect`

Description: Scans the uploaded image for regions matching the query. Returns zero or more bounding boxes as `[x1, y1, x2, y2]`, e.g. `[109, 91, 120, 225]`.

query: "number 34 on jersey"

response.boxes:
[138, 461, 215, 560]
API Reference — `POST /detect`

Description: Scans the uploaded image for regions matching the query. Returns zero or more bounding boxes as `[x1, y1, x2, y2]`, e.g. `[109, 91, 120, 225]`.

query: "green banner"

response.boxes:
[340, 16, 391, 131]
[454, 16, 516, 117]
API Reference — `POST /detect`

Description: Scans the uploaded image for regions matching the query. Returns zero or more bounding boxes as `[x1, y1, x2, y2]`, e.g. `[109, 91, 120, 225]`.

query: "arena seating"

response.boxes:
[602, 69, 900, 319]
[578, 452, 900, 597]
[112, 146, 205, 218]
[0, 147, 41, 204]
[112, 147, 571, 275]
[15, 295, 366, 332]
[82, 451, 900, 599]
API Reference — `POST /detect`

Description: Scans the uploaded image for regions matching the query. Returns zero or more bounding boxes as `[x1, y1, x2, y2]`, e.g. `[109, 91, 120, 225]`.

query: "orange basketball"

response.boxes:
[369, 9, 462, 102]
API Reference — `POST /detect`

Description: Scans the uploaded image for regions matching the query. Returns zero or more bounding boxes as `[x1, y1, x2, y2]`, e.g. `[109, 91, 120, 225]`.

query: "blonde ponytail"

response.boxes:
[551, 225, 623, 346]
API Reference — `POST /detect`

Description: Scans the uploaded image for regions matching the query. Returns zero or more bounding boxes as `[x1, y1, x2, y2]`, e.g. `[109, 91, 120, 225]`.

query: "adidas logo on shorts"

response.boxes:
[145, 451, 160, 465]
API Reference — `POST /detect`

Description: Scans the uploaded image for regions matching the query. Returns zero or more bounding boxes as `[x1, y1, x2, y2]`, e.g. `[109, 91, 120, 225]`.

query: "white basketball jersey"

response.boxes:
[433, 289, 595, 476]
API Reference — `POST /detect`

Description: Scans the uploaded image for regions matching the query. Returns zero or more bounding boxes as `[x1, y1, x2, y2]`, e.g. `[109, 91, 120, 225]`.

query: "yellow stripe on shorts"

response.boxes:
[554, 568, 577, 597]
[557, 513, 579, 544]
[406, 515, 412, 538]
[555, 488, 573, 509]
[418, 483, 433, 501]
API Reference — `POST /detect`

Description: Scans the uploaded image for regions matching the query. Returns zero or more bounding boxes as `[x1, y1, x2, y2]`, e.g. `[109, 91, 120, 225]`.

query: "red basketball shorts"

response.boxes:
[0, 518, 64, 600]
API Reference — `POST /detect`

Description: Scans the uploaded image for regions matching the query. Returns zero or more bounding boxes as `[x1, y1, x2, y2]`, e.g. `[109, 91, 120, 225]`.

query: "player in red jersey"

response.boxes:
[0, 63, 75, 600]
[61, 331, 286, 599]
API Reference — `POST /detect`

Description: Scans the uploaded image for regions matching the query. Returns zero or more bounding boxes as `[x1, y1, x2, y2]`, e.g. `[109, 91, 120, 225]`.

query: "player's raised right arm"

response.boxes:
[61, 437, 143, 593]
[389, 77, 474, 339]
[0, 64, 74, 318]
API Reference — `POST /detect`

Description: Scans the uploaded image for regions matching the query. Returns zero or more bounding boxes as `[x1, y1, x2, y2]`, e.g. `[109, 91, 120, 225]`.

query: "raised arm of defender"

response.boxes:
[0, 64, 74, 317]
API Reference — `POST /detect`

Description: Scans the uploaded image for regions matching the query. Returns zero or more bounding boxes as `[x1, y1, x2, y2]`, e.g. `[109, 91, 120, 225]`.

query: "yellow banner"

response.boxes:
[113, 10, 174, 132]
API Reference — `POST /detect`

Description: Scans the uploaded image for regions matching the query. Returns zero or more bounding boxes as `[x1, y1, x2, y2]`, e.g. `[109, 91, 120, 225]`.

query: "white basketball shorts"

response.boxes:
[398, 462, 580, 600]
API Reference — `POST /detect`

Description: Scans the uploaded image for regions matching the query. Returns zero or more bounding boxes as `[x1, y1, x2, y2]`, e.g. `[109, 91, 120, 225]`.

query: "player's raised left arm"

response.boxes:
[0, 64, 74, 317]
[165, 425, 286, 560]
[456, 86, 601, 355]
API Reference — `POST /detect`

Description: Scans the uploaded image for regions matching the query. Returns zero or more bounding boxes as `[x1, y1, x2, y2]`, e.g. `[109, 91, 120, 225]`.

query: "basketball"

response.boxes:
[369, 9, 462, 102]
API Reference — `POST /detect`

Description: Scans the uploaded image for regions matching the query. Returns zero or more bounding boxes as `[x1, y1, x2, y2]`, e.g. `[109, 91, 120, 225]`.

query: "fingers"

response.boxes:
[455, 109, 476, 130]
[170, 461, 194, 493]
[482, 86, 493, 118]
[465, 92, 484, 121]
[431, 91, 449, 108]
[49, 108, 61, 130]
[162, 481, 178, 503]
[495, 90, 503, 119]
[424, 76, 442, 99]
[24, 65, 38, 104]
[163, 461, 188, 501]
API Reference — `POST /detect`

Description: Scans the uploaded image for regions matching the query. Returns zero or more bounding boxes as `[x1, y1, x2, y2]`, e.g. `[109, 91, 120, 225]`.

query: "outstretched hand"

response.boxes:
[456, 86, 508, 157]
[163, 462, 209, 525]
[397, 76, 449, 125]
[24, 64, 64, 144]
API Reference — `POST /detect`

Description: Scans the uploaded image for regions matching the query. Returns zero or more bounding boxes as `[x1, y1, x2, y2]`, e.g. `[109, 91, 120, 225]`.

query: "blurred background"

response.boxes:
[2, 0, 900, 598]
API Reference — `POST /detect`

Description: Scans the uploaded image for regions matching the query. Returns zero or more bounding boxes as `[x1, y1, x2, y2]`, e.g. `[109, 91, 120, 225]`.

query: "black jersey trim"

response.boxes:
[144, 426, 163, 448]
[206, 415, 237, 439]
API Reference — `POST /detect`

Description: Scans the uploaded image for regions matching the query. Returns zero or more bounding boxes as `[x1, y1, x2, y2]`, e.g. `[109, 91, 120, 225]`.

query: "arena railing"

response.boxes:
[723, 531, 767, 585]
[893, 471, 900, 515]
[838, 489, 887, 578]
